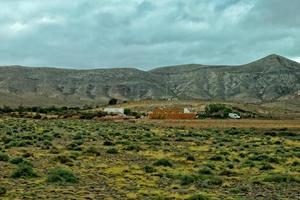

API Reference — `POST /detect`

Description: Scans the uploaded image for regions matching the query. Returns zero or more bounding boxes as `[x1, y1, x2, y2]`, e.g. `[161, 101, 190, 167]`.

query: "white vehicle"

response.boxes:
[228, 113, 240, 119]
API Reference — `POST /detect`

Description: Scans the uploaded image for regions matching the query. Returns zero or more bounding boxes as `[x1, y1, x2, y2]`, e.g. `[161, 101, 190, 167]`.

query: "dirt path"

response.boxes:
[139, 119, 300, 130]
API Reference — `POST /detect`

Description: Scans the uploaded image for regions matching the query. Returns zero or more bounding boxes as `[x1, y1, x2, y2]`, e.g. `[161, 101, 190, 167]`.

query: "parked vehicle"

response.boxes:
[228, 113, 241, 119]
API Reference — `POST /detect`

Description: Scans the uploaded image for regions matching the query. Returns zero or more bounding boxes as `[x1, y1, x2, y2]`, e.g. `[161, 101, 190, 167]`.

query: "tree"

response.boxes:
[108, 98, 118, 105]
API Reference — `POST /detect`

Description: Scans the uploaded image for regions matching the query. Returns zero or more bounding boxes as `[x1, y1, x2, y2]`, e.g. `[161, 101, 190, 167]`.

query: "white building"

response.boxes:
[183, 108, 192, 113]
[104, 108, 124, 115]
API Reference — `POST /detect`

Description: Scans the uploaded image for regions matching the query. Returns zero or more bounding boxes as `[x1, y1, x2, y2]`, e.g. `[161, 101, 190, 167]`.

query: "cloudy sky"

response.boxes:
[1, 0, 300, 69]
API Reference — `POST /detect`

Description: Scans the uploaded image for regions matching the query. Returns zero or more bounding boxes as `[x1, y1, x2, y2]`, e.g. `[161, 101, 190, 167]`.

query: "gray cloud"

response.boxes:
[0, 0, 299, 69]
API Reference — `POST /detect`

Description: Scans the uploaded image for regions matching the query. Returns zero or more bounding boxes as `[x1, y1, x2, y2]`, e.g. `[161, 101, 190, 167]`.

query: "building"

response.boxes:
[148, 107, 196, 119]
[104, 108, 125, 115]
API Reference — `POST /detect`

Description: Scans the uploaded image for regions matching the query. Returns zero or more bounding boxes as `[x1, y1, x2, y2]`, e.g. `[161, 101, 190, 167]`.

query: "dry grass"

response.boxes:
[0, 118, 299, 199]
[141, 119, 300, 130]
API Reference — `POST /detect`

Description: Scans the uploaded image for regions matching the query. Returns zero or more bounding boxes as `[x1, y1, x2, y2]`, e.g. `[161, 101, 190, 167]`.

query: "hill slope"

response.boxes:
[0, 54, 299, 106]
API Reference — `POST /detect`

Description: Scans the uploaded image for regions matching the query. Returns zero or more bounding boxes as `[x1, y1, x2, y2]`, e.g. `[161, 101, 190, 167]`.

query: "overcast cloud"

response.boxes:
[0, 0, 299, 69]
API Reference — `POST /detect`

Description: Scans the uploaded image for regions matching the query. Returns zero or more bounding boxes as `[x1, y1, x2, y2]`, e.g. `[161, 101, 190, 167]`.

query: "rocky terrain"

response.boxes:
[0, 54, 299, 107]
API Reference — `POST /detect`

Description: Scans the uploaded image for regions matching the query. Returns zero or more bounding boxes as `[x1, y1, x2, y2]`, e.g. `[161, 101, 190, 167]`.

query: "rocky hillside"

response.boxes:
[0, 54, 299, 106]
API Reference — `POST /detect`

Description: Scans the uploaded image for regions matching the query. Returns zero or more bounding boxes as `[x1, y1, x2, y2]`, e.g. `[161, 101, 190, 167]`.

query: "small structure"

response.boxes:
[149, 107, 196, 119]
[104, 108, 124, 115]
[184, 108, 192, 113]
[228, 113, 240, 119]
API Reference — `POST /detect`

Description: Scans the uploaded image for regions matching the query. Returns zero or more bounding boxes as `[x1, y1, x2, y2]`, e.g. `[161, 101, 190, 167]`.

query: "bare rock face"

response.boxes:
[0, 54, 299, 106]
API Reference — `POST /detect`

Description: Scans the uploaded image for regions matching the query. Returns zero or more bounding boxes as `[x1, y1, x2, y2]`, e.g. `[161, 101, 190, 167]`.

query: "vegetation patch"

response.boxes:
[0, 153, 9, 162]
[153, 158, 173, 167]
[11, 163, 38, 179]
[0, 118, 298, 199]
[47, 168, 78, 184]
[0, 186, 6, 196]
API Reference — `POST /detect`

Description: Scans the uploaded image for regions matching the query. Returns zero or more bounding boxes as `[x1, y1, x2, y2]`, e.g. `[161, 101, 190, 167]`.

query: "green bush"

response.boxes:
[9, 157, 32, 166]
[263, 174, 299, 183]
[209, 155, 223, 161]
[125, 144, 140, 151]
[205, 104, 232, 118]
[0, 186, 6, 196]
[144, 165, 156, 173]
[198, 167, 213, 175]
[219, 169, 236, 176]
[106, 148, 118, 154]
[0, 153, 9, 162]
[260, 163, 274, 171]
[198, 176, 223, 187]
[54, 155, 73, 165]
[186, 194, 209, 200]
[103, 141, 114, 146]
[153, 159, 173, 167]
[84, 146, 101, 156]
[67, 140, 83, 151]
[47, 168, 78, 184]
[180, 174, 196, 185]
[124, 108, 131, 115]
[186, 154, 196, 161]
[11, 163, 38, 179]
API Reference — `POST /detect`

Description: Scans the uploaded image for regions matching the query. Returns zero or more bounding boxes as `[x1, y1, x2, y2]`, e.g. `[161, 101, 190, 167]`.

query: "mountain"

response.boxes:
[0, 54, 299, 107]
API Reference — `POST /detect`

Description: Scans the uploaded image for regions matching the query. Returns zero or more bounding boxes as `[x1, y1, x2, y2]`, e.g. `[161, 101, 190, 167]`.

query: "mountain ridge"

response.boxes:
[0, 54, 299, 107]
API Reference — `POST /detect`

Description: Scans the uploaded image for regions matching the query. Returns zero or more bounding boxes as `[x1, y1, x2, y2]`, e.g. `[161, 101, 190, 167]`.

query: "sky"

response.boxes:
[0, 0, 300, 69]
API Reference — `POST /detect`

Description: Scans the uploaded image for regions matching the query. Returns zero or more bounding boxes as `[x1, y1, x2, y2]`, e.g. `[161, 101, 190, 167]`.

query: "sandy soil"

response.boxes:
[139, 119, 300, 130]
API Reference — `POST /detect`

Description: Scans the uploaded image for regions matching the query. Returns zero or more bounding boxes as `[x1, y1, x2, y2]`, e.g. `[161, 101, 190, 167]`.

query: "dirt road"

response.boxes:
[140, 119, 300, 130]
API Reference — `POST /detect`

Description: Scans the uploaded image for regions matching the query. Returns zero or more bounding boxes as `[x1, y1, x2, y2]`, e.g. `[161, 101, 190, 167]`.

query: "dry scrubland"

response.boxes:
[0, 118, 299, 199]
[142, 119, 300, 129]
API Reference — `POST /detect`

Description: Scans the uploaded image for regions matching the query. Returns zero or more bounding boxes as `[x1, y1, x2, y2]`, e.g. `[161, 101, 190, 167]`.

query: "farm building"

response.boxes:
[148, 107, 196, 119]
[104, 108, 125, 115]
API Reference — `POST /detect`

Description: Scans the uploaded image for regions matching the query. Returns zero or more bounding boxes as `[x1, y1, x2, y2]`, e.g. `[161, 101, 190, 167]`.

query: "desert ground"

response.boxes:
[0, 116, 299, 199]
[141, 119, 300, 129]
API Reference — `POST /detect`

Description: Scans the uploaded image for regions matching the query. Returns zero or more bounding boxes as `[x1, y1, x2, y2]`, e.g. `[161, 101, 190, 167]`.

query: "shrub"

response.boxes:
[196, 175, 223, 188]
[67, 141, 83, 151]
[209, 155, 223, 161]
[108, 98, 118, 105]
[106, 148, 118, 154]
[103, 141, 114, 146]
[124, 108, 131, 115]
[186, 194, 209, 200]
[219, 169, 236, 176]
[260, 163, 274, 171]
[11, 163, 38, 178]
[84, 147, 101, 156]
[22, 152, 33, 158]
[0, 186, 6, 196]
[0, 153, 9, 162]
[227, 163, 234, 169]
[9, 157, 32, 166]
[205, 104, 232, 118]
[153, 159, 173, 167]
[144, 165, 156, 173]
[1, 136, 12, 144]
[186, 154, 196, 161]
[47, 168, 78, 184]
[54, 155, 73, 165]
[263, 174, 299, 183]
[248, 154, 268, 161]
[125, 144, 140, 151]
[198, 167, 213, 175]
[279, 131, 297, 137]
[180, 174, 196, 185]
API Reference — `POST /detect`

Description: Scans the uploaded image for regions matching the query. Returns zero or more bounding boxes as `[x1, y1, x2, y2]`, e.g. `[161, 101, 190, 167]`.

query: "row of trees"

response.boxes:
[0, 106, 81, 114]
[197, 104, 235, 119]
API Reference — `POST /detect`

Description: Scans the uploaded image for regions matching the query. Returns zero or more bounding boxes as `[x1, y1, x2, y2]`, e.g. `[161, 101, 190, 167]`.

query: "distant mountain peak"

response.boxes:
[261, 54, 286, 62]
